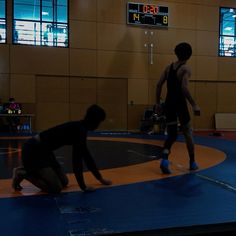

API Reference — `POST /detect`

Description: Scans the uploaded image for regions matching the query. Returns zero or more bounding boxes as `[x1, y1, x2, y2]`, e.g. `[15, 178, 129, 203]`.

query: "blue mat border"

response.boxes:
[1, 133, 236, 236]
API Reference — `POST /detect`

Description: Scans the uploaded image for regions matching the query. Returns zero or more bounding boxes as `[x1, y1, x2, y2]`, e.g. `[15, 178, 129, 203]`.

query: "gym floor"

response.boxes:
[0, 131, 236, 236]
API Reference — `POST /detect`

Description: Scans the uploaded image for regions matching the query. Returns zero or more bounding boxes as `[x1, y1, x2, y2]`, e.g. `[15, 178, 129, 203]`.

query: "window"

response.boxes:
[13, 0, 68, 47]
[219, 7, 236, 57]
[0, 0, 6, 43]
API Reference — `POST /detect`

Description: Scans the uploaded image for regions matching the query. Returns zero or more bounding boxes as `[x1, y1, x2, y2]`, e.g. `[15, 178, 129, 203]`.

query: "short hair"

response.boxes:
[84, 104, 106, 122]
[174, 42, 192, 61]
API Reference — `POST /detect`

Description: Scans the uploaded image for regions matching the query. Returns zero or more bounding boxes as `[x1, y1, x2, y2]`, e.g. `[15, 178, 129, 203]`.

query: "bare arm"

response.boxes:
[155, 66, 169, 114]
[180, 66, 200, 116]
[81, 146, 112, 186]
[72, 145, 87, 191]
[72, 140, 112, 192]
[156, 66, 168, 105]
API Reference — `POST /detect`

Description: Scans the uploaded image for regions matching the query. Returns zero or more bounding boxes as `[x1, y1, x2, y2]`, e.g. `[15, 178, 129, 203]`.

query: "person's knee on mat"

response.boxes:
[45, 184, 63, 194]
[25, 167, 65, 194]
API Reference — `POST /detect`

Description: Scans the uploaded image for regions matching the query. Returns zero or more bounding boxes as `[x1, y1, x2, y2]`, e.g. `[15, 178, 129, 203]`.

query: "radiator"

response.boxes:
[215, 113, 236, 130]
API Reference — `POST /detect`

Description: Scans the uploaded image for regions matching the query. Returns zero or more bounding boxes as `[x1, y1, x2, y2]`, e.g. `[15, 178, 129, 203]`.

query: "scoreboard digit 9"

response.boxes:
[127, 2, 168, 27]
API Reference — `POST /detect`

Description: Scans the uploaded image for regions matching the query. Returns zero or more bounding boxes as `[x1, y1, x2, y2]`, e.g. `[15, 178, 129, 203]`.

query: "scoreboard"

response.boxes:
[127, 2, 168, 27]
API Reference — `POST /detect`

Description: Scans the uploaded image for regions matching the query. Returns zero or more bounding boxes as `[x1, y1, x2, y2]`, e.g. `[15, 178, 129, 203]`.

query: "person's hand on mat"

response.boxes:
[99, 177, 112, 185]
[83, 186, 96, 192]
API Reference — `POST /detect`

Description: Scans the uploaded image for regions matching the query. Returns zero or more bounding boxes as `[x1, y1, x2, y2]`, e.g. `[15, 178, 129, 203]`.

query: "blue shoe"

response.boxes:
[160, 159, 171, 174]
[189, 161, 199, 171]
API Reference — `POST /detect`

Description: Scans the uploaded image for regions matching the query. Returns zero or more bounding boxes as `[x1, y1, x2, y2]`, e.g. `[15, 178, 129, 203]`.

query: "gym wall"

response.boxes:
[0, 0, 236, 131]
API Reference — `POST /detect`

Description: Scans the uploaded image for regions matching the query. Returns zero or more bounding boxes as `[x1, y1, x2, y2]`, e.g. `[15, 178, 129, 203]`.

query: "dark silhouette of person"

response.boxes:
[12, 104, 112, 193]
[155, 42, 201, 174]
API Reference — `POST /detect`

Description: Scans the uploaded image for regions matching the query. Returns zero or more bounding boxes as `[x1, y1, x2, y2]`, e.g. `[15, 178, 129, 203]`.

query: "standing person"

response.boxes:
[12, 104, 112, 193]
[155, 42, 201, 174]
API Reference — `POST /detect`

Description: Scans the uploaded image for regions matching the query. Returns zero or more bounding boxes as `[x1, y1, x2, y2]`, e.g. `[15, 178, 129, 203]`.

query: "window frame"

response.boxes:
[0, 0, 7, 44]
[12, 0, 69, 48]
[219, 6, 236, 57]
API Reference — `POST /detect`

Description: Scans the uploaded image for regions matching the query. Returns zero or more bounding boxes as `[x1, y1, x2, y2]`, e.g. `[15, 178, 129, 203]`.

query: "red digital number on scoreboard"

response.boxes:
[143, 5, 159, 14]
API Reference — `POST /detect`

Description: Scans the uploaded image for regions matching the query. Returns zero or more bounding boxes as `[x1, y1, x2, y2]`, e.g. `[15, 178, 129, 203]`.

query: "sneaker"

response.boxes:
[189, 162, 199, 171]
[160, 159, 171, 174]
[12, 167, 26, 191]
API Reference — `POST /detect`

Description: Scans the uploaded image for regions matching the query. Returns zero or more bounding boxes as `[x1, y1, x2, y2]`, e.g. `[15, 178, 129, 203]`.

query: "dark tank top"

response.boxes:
[164, 63, 190, 125]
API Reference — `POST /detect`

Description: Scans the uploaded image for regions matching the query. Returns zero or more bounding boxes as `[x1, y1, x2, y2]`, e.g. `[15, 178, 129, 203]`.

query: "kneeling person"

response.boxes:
[12, 104, 112, 194]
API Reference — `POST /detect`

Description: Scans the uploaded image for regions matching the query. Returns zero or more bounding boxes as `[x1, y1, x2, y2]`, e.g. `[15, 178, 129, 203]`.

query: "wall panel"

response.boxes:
[0, 45, 10, 74]
[70, 77, 97, 103]
[36, 76, 69, 103]
[127, 104, 147, 131]
[196, 5, 219, 31]
[70, 49, 97, 76]
[217, 83, 236, 112]
[10, 74, 35, 103]
[128, 79, 148, 105]
[219, 1, 236, 7]
[165, 0, 219, 6]
[97, 78, 127, 130]
[97, 0, 127, 24]
[97, 51, 148, 78]
[70, 21, 97, 49]
[3, 0, 236, 131]
[218, 57, 236, 81]
[196, 56, 218, 80]
[70, 0, 97, 21]
[194, 82, 217, 129]
[10, 46, 69, 75]
[169, 3, 197, 29]
[36, 102, 69, 131]
[98, 23, 147, 52]
[0, 74, 9, 102]
[196, 31, 218, 56]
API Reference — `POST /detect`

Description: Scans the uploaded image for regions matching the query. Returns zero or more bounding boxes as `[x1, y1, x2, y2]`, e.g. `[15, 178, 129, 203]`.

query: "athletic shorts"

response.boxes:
[164, 105, 190, 126]
[21, 138, 60, 173]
